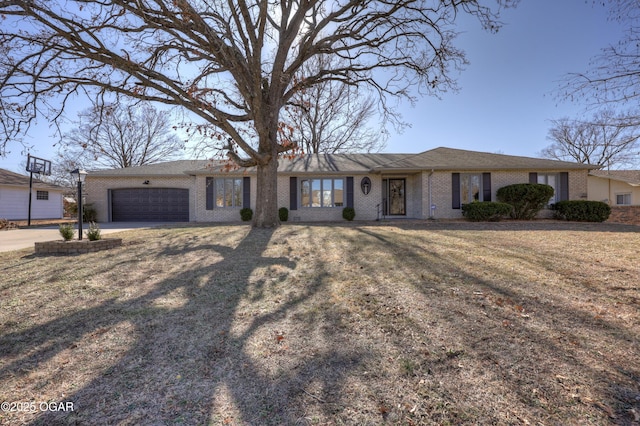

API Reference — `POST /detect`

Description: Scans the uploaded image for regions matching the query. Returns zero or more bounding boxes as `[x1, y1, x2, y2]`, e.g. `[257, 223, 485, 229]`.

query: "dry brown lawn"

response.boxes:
[0, 221, 639, 425]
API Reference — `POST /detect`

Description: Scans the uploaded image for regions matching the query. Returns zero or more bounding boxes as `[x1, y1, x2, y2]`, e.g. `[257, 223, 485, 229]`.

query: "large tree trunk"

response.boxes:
[252, 153, 280, 228]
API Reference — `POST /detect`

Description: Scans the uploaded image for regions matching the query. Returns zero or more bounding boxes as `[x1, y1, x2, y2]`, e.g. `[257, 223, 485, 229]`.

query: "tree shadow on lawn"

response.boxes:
[351, 226, 640, 424]
[1, 223, 638, 424]
[0, 227, 368, 425]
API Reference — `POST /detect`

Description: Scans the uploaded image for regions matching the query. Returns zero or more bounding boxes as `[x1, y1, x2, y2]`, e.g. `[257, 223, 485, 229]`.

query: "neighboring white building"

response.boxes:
[0, 168, 65, 220]
[588, 170, 640, 206]
[588, 170, 640, 225]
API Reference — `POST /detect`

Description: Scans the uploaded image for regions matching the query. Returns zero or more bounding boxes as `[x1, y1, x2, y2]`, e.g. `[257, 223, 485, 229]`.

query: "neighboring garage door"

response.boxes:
[111, 188, 189, 222]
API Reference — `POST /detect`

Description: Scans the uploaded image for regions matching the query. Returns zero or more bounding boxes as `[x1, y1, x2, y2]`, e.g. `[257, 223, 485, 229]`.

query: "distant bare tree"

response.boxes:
[285, 55, 387, 154]
[0, 0, 517, 226]
[541, 110, 640, 169]
[17, 155, 77, 196]
[47, 156, 81, 191]
[62, 102, 185, 169]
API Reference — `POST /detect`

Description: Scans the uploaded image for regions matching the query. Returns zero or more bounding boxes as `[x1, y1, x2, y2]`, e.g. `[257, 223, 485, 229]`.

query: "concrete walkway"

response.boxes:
[0, 222, 173, 253]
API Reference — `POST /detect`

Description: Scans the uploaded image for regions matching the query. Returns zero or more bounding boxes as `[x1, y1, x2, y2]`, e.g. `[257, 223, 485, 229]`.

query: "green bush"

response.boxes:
[83, 204, 98, 222]
[462, 202, 513, 222]
[278, 207, 289, 222]
[342, 207, 356, 221]
[59, 223, 75, 241]
[552, 200, 611, 222]
[240, 207, 253, 222]
[86, 222, 102, 241]
[496, 183, 555, 220]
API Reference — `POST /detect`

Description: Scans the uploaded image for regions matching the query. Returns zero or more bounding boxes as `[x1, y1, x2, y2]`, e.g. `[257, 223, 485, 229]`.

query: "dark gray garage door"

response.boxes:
[111, 188, 189, 222]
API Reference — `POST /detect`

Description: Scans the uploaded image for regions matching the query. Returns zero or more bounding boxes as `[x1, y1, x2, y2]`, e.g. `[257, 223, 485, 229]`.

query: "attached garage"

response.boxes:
[110, 188, 189, 222]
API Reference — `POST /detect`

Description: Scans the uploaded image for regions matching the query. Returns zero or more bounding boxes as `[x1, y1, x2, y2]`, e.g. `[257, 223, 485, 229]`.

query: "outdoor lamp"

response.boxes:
[70, 168, 88, 240]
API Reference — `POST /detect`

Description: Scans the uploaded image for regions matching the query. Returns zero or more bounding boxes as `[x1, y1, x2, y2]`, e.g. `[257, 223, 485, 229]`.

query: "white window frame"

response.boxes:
[300, 178, 344, 208]
[616, 193, 631, 205]
[460, 173, 483, 204]
[36, 190, 49, 200]
[537, 173, 558, 204]
[214, 178, 243, 208]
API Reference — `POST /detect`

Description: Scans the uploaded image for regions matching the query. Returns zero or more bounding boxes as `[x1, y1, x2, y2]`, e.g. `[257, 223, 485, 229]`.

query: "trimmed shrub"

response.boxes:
[239, 207, 253, 222]
[462, 202, 513, 222]
[86, 222, 102, 241]
[342, 207, 356, 221]
[83, 204, 98, 222]
[59, 223, 75, 241]
[278, 207, 289, 222]
[496, 183, 555, 220]
[552, 200, 611, 222]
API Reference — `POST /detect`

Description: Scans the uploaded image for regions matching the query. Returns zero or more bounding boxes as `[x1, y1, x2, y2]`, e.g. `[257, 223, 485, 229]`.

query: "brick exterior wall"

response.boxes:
[282, 174, 380, 222]
[426, 170, 589, 219]
[607, 206, 640, 226]
[194, 174, 250, 222]
[86, 169, 590, 223]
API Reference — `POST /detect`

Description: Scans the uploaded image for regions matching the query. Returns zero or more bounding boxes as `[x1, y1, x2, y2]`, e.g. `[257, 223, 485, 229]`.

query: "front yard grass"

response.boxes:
[0, 221, 638, 425]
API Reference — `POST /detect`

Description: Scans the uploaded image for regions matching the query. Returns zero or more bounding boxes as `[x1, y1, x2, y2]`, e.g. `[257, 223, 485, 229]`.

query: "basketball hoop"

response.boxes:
[25, 154, 53, 226]
[26, 154, 52, 176]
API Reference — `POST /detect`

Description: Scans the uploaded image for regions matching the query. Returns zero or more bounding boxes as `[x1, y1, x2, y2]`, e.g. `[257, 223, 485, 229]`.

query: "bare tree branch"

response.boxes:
[561, 0, 640, 114]
[285, 55, 390, 154]
[0, 0, 518, 226]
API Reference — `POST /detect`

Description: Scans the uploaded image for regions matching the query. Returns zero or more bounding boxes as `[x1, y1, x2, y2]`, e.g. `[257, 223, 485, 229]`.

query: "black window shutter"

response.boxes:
[559, 172, 569, 201]
[482, 173, 491, 202]
[243, 176, 250, 208]
[206, 177, 214, 210]
[346, 177, 354, 208]
[289, 177, 297, 210]
[452, 173, 461, 209]
[529, 172, 538, 184]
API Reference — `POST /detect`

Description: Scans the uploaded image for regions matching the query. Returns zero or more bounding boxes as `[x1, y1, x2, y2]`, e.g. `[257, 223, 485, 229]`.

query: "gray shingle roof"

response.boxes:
[87, 160, 212, 176]
[0, 168, 65, 191]
[84, 147, 598, 177]
[372, 147, 599, 171]
[277, 153, 412, 173]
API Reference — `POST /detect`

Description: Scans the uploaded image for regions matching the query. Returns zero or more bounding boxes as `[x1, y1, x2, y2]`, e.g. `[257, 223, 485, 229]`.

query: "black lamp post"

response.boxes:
[70, 168, 87, 240]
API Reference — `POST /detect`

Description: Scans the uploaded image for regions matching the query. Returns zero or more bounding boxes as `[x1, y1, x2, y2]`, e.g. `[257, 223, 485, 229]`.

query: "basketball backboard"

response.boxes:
[26, 154, 52, 176]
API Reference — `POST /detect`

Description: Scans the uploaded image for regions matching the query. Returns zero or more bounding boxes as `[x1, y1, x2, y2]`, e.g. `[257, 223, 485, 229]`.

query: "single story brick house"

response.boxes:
[0, 168, 65, 220]
[84, 147, 595, 222]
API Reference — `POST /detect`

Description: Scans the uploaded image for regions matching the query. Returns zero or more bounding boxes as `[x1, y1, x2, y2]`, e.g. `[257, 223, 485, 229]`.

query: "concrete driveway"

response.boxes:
[0, 222, 174, 253]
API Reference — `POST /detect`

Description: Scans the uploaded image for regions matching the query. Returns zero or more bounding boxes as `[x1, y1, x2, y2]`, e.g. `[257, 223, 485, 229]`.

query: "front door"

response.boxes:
[383, 178, 406, 216]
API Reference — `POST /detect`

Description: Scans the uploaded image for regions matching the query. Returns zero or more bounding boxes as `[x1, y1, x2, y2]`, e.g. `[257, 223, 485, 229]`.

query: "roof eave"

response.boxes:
[86, 172, 195, 178]
[372, 165, 596, 173]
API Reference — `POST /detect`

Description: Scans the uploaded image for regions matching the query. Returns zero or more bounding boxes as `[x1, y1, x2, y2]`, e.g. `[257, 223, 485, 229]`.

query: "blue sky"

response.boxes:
[0, 0, 625, 173]
[389, 0, 623, 155]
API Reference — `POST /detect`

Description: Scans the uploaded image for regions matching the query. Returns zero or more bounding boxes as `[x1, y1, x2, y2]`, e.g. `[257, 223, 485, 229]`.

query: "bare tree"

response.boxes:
[285, 55, 387, 154]
[557, 2, 640, 168]
[541, 110, 640, 169]
[0, 0, 517, 227]
[563, 1, 640, 113]
[47, 156, 81, 191]
[61, 102, 185, 169]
